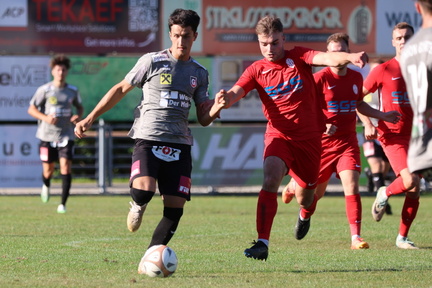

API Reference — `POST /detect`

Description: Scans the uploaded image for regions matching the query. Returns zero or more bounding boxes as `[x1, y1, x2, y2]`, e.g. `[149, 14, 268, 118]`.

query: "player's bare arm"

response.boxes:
[357, 101, 401, 124]
[28, 104, 58, 125]
[196, 95, 226, 127]
[216, 85, 245, 109]
[75, 79, 134, 138]
[313, 51, 369, 69]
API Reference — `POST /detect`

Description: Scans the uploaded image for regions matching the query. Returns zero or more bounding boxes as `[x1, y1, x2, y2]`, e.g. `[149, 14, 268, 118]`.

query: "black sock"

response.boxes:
[42, 175, 51, 187]
[148, 207, 183, 248]
[372, 173, 385, 191]
[61, 174, 71, 205]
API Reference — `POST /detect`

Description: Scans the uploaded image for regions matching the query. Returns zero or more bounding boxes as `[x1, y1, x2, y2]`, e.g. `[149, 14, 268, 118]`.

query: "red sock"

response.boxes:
[399, 195, 420, 237]
[386, 176, 409, 196]
[256, 189, 278, 240]
[345, 194, 362, 236]
[300, 194, 318, 219]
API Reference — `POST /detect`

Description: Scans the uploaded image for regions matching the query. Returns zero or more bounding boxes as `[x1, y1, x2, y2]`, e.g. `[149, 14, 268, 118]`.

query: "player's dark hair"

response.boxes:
[327, 33, 350, 48]
[255, 15, 283, 35]
[50, 54, 71, 70]
[168, 9, 200, 33]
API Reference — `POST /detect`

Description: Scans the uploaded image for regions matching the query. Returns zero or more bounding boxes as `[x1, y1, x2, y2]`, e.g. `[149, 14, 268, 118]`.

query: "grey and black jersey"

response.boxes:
[401, 27, 432, 173]
[29, 82, 82, 142]
[125, 49, 210, 146]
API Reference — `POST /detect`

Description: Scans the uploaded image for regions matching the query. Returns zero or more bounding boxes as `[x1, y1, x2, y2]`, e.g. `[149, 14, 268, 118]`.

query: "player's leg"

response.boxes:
[244, 155, 286, 261]
[57, 141, 74, 213]
[339, 169, 369, 249]
[291, 137, 322, 241]
[147, 143, 191, 248]
[372, 142, 419, 221]
[127, 140, 158, 232]
[40, 141, 56, 203]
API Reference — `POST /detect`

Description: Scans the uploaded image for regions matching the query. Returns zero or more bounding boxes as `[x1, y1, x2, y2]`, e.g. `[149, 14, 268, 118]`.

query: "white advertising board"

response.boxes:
[0, 125, 42, 187]
[0, 56, 51, 121]
[376, 0, 422, 55]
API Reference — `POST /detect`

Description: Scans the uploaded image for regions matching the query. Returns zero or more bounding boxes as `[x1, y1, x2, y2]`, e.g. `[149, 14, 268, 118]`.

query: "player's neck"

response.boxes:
[330, 66, 347, 76]
[53, 80, 66, 88]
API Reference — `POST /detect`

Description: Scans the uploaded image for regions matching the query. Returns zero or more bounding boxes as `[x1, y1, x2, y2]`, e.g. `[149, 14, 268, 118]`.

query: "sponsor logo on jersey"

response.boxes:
[152, 54, 170, 62]
[159, 91, 191, 108]
[152, 145, 181, 162]
[190, 76, 197, 88]
[328, 100, 357, 113]
[48, 97, 58, 105]
[160, 73, 172, 85]
[265, 75, 303, 100]
[391, 91, 410, 106]
[286, 58, 295, 68]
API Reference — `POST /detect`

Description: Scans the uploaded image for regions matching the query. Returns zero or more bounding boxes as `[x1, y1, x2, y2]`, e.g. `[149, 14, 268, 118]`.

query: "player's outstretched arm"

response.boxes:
[75, 79, 134, 138]
[313, 51, 369, 69]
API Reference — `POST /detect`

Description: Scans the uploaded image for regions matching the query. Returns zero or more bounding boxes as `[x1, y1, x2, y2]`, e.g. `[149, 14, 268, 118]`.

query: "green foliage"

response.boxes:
[1, 194, 431, 287]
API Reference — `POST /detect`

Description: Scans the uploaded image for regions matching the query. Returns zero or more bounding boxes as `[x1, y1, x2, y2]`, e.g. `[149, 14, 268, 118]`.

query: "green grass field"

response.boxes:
[1, 193, 431, 288]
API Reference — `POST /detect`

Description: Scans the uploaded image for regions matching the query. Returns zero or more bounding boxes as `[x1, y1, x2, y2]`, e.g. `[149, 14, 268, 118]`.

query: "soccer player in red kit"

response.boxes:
[217, 16, 369, 261]
[282, 33, 400, 250]
[359, 22, 421, 249]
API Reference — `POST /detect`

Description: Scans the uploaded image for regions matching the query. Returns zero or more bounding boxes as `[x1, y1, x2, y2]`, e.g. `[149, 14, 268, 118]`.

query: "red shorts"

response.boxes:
[380, 134, 409, 176]
[319, 134, 361, 182]
[264, 134, 322, 189]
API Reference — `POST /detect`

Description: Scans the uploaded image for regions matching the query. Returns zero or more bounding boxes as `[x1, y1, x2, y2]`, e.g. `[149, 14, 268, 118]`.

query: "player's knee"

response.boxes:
[130, 188, 155, 206]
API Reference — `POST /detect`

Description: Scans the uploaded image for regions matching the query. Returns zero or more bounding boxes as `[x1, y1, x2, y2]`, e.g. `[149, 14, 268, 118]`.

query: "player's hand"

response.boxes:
[324, 123, 337, 136]
[44, 114, 58, 125]
[70, 115, 80, 125]
[74, 119, 92, 139]
[214, 89, 228, 109]
[382, 111, 401, 124]
[364, 124, 377, 140]
[350, 51, 369, 68]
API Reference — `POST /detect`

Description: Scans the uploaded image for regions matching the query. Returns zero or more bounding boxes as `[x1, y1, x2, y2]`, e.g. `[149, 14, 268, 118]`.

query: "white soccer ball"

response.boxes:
[138, 245, 178, 277]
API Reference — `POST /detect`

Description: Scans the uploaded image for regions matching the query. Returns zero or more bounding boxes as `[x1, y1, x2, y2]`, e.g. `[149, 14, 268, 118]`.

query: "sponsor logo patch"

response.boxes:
[152, 146, 180, 162]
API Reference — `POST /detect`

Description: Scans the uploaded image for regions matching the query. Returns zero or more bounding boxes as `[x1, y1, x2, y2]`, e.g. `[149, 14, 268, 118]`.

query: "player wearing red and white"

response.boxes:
[283, 33, 399, 250]
[217, 16, 370, 261]
[360, 22, 421, 249]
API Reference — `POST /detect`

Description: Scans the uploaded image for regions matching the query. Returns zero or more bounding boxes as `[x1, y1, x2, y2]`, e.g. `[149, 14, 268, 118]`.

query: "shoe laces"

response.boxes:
[129, 201, 144, 213]
[398, 237, 414, 245]
[377, 189, 388, 208]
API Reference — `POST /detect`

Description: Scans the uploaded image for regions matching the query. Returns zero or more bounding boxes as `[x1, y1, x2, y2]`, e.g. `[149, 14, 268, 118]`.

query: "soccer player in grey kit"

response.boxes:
[74, 9, 225, 273]
[401, 0, 432, 182]
[28, 54, 84, 214]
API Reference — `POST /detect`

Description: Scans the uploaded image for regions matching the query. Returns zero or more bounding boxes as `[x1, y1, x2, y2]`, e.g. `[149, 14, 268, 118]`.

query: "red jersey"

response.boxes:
[235, 46, 325, 141]
[314, 67, 364, 138]
[363, 58, 412, 138]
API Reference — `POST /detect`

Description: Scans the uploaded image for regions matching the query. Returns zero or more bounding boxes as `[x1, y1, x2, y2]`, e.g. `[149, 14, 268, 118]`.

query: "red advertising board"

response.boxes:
[0, 0, 160, 54]
[200, 0, 376, 55]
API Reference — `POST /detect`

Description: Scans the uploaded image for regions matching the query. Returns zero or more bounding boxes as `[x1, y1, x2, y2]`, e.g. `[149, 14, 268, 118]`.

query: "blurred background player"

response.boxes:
[359, 22, 421, 249]
[28, 54, 83, 213]
[401, 0, 432, 184]
[217, 16, 369, 261]
[361, 58, 394, 215]
[282, 33, 400, 249]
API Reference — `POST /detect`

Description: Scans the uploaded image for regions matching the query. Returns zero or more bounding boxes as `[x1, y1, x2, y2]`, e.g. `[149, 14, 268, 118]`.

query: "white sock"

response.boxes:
[258, 239, 269, 247]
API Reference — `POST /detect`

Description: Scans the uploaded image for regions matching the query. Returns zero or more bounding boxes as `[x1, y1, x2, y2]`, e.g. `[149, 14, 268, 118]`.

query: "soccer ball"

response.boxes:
[138, 245, 178, 277]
